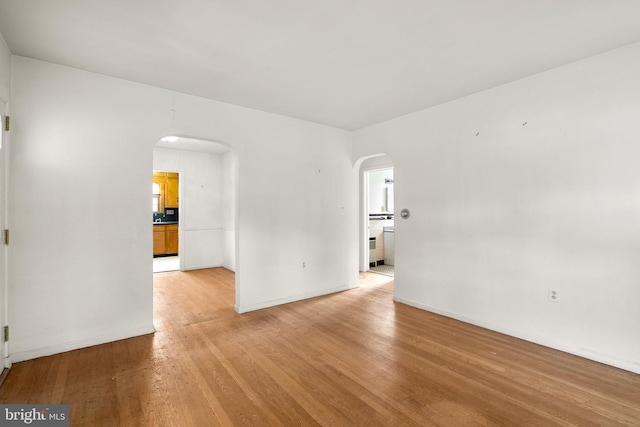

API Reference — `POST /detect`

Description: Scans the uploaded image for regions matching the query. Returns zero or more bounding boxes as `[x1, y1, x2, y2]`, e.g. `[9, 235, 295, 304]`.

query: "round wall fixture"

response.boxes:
[400, 208, 410, 219]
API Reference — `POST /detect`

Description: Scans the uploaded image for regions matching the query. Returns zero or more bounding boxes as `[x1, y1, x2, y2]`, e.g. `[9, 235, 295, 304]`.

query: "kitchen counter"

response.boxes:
[153, 221, 179, 225]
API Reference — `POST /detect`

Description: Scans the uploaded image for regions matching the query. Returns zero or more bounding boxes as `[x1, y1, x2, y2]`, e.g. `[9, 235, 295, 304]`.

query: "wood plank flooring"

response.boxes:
[1, 268, 639, 426]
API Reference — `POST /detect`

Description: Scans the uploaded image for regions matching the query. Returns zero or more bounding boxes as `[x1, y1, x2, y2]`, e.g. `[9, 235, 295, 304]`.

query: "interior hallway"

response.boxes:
[0, 268, 638, 425]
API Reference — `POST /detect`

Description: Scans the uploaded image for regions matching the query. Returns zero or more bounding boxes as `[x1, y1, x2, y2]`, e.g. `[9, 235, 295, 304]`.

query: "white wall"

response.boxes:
[0, 33, 9, 103]
[222, 151, 236, 271]
[153, 147, 230, 270]
[353, 43, 640, 374]
[9, 56, 357, 361]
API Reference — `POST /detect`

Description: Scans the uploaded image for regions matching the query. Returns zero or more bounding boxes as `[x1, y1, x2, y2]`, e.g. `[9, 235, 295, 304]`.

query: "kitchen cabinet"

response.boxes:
[165, 224, 179, 254]
[153, 224, 179, 256]
[153, 225, 166, 255]
[153, 171, 179, 212]
[166, 172, 179, 208]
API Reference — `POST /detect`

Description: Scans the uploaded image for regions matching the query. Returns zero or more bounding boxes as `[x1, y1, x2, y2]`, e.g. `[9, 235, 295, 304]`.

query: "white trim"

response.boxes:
[10, 324, 156, 363]
[235, 283, 358, 313]
[393, 296, 640, 375]
[360, 170, 370, 272]
[0, 99, 8, 370]
[184, 263, 224, 271]
[182, 227, 225, 232]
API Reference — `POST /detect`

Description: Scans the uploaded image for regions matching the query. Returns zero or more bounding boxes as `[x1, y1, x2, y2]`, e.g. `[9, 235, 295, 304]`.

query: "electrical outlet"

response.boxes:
[302, 262, 306, 268]
[549, 289, 559, 303]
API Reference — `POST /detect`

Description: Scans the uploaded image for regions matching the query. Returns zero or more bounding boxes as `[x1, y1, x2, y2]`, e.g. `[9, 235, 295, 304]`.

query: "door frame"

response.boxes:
[0, 97, 11, 371]
[358, 154, 394, 273]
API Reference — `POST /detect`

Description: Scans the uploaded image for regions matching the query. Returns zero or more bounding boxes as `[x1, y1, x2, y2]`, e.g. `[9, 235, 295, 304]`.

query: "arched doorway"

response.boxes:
[357, 154, 394, 277]
[152, 135, 239, 294]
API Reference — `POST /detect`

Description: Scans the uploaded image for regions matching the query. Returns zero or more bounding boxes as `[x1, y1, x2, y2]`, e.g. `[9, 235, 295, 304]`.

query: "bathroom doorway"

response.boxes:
[360, 155, 394, 277]
[367, 167, 394, 276]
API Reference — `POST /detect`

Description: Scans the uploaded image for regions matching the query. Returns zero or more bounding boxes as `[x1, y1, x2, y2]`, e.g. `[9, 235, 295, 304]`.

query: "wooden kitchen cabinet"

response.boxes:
[153, 224, 179, 256]
[153, 225, 166, 256]
[165, 224, 179, 254]
[165, 172, 179, 208]
[153, 171, 179, 211]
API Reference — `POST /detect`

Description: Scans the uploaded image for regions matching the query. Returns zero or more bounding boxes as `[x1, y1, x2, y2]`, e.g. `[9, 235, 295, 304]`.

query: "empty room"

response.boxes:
[0, 1, 639, 425]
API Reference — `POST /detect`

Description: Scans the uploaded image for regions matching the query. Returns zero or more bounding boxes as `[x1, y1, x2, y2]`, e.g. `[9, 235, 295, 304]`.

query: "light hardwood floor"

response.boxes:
[1, 268, 639, 426]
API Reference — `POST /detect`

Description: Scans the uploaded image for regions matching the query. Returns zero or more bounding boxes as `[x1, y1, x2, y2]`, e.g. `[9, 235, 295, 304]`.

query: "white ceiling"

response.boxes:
[2, 1, 640, 130]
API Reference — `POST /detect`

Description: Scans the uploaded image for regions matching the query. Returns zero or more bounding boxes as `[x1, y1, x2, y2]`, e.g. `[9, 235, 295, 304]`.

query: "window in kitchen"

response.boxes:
[152, 183, 161, 212]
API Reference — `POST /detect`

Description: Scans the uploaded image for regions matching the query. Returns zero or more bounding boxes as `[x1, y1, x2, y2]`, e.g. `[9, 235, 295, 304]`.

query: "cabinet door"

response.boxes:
[166, 173, 179, 208]
[166, 224, 179, 254]
[153, 226, 166, 255]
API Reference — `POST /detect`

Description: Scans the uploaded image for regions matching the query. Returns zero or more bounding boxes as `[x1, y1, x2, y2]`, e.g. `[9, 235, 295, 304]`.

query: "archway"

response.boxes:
[152, 135, 239, 301]
[355, 154, 395, 277]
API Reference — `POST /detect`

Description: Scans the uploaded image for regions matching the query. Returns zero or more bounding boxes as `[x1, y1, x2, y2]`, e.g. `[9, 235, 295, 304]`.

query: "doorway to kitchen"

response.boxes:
[152, 136, 237, 276]
[153, 170, 180, 273]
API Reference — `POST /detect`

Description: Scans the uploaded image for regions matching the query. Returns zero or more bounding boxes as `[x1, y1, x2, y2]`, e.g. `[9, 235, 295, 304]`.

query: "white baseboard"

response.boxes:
[235, 283, 359, 313]
[10, 324, 156, 363]
[393, 296, 640, 375]
[184, 263, 222, 271]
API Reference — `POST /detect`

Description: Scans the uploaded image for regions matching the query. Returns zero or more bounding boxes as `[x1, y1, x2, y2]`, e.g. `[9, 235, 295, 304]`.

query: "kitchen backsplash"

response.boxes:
[153, 208, 179, 223]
